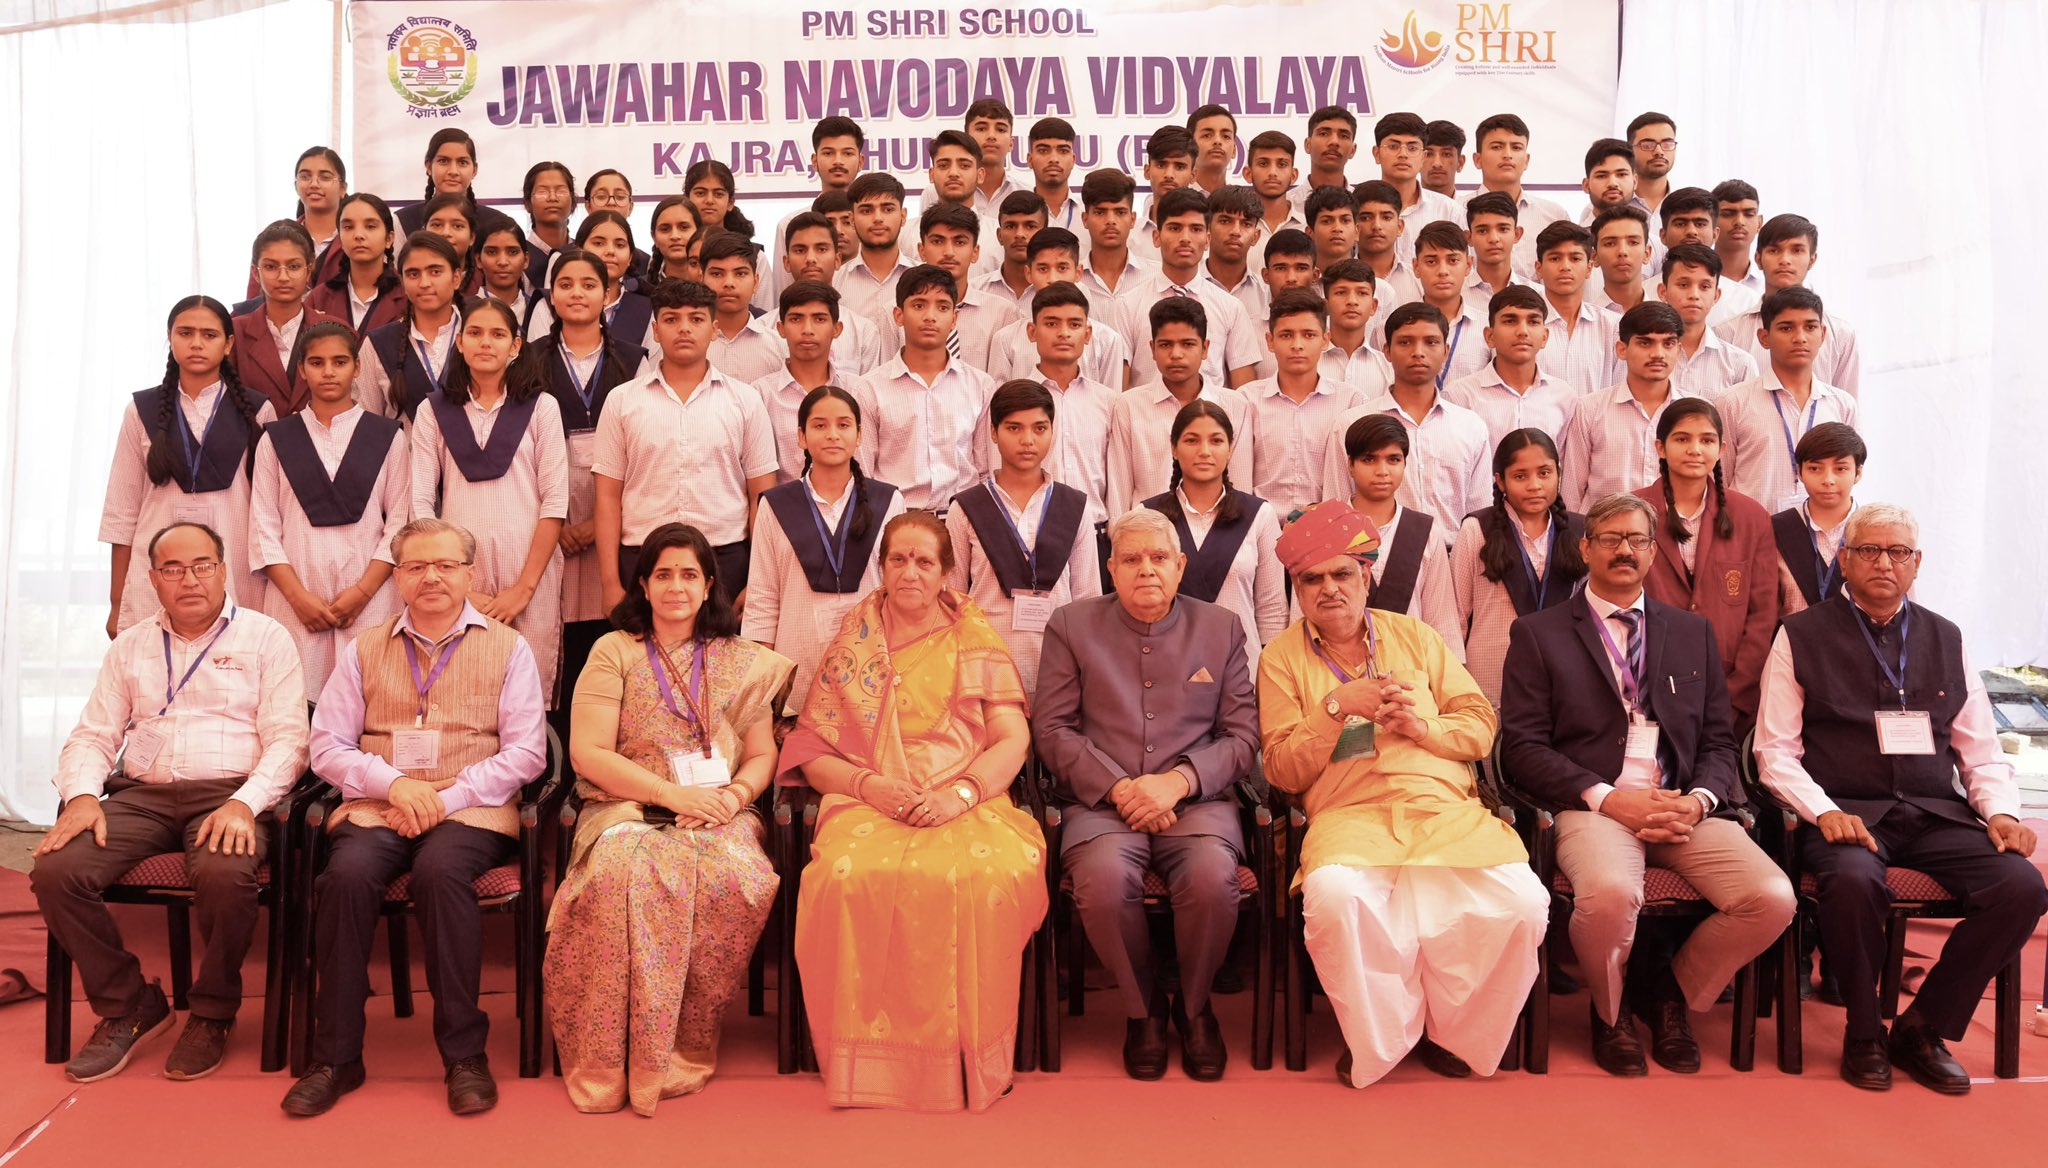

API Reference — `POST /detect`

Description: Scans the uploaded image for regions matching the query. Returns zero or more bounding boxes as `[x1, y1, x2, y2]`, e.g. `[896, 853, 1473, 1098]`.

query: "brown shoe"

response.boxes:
[445, 1055, 498, 1115]
[65, 981, 174, 1083]
[163, 1016, 234, 1080]
[281, 1061, 366, 1117]
[1888, 1022, 1970, 1095]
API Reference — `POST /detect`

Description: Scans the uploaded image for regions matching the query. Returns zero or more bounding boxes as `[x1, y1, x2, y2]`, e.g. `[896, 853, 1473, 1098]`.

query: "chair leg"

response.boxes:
[1730, 958, 1757, 1071]
[260, 892, 290, 1073]
[1038, 907, 1061, 1072]
[1013, 935, 1039, 1073]
[166, 902, 193, 1011]
[1251, 898, 1274, 1072]
[1284, 891, 1307, 1072]
[747, 930, 767, 1018]
[388, 914, 414, 1019]
[44, 935, 72, 1064]
[1877, 911, 1906, 1020]
[1527, 935, 1550, 1074]
[1777, 912, 1803, 1074]
[291, 880, 318, 1077]
[1995, 955, 2021, 1080]
[519, 900, 543, 1079]
[1065, 893, 1086, 1017]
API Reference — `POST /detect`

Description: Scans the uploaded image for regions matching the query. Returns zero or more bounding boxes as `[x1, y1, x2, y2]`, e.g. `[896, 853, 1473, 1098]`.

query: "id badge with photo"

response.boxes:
[173, 501, 212, 526]
[813, 595, 857, 643]
[1875, 710, 1936, 756]
[1011, 590, 1056, 633]
[392, 729, 442, 771]
[123, 723, 167, 773]
[1331, 716, 1378, 762]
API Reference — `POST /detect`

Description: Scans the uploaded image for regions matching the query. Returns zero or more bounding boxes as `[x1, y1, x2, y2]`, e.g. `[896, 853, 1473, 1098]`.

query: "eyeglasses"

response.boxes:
[151, 561, 222, 581]
[1845, 544, 1917, 564]
[1589, 534, 1655, 551]
[1633, 138, 1677, 153]
[257, 261, 309, 276]
[396, 559, 473, 579]
[589, 192, 632, 208]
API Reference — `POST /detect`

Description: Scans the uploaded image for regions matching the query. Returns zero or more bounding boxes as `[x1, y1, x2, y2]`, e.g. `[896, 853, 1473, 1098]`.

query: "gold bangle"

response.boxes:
[958, 772, 988, 802]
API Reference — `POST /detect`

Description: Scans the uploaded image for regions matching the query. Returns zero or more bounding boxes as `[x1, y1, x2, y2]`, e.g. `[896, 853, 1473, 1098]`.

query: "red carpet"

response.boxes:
[2, 863, 2044, 1168]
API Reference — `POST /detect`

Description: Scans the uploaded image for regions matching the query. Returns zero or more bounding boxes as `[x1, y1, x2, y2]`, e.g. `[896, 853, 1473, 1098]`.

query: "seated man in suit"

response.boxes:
[1258, 501, 1548, 1088]
[1758, 501, 2045, 1094]
[1501, 493, 1793, 1076]
[33, 522, 308, 1083]
[282, 518, 547, 1117]
[1034, 507, 1261, 1082]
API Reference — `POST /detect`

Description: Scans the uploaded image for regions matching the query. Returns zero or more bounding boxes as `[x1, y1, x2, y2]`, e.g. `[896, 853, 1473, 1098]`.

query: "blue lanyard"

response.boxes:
[1311, 611, 1379, 684]
[1435, 317, 1468, 391]
[413, 337, 447, 395]
[804, 478, 856, 582]
[988, 478, 1056, 590]
[402, 628, 469, 726]
[1809, 512, 1842, 601]
[646, 637, 709, 746]
[158, 612, 235, 715]
[1515, 518, 1557, 609]
[1590, 603, 1646, 711]
[1854, 602, 1912, 710]
[558, 346, 602, 413]
[173, 390, 225, 491]
[1769, 389, 1821, 477]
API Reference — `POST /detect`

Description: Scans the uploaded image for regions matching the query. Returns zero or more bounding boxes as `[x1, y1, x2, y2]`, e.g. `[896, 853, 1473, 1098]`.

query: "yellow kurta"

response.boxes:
[1258, 611, 1526, 890]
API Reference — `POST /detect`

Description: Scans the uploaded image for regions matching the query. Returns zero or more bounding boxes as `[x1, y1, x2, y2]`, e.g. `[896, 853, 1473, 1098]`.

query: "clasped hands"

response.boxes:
[861, 772, 971, 829]
[1112, 771, 1192, 834]
[654, 781, 749, 829]
[1328, 676, 1428, 741]
[1601, 787, 1705, 843]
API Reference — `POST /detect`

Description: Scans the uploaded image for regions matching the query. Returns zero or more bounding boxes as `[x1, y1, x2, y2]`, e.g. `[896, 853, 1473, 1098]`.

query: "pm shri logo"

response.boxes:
[386, 17, 480, 116]
[1374, 10, 1449, 74]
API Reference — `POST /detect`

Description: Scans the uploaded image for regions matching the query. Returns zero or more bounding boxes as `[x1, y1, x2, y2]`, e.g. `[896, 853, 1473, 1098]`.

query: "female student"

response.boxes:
[743, 387, 907, 710]
[647, 195, 704, 284]
[528, 248, 647, 707]
[1633, 396, 1781, 728]
[306, 192, 406, 338]
[409, 296, 571, 697]
[1774, 421, 1866, 616]
[233, 220, 346, 415]
[356, 231, 464, 421]
[419, 192, 484, 294]
[476, 217, 535, 320]
[248, 322, 410, 690]
[1449, 428, 1588, 705]
[945, 380, 1103, 697]
[101, 296, 275, 635]
[1334, 414, 1465, 657]
[523, 212, 653, 348]
[684, 160, 755, 238]
[398, 128, 487, 238]
[244, 146, 350, 299]
[1142, 400, 1285, 660]
[583, 168, 651, 281]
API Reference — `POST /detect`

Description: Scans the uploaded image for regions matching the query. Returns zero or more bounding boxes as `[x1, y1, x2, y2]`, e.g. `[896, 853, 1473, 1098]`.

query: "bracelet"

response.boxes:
[957, 772, 988, 803]
[852, 768, 872, 802]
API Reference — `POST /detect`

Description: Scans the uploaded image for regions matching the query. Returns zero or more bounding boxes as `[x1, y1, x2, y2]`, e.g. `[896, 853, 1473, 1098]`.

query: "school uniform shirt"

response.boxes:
[1362, 260, 1425, 346]
[751, 363, 878, 485]
[1397, 188, 1465, 263]
[988, 315, 1130, 386]
[972, 174, 1024, 220]
[1247, 205, 1310, 261]
[356, 314, 457, 422]
[1454, 188, 1569, 280]
[1320, 394, 1491, 542]
[1717, 374, 1858, 514]
[1365, 505, 1466, 658]
[1461, 269, 1541, 321]
[1041, 192, 1083, 233]
[1157, 490, 1287, 661]
[538, 335, 645, 626]
[708, 312, 790, 385]
[306, 271, 406, 337]
[232, 304, 348, 416]
[1704, 277, 1764, 330]
[1441, 361, 1579, 449]
[1105, 383, 1254, 516]
[981, 369, 1119, 528]
[1244, 376, 1369, 512]
[591, 366, 779, 547]
[1109, 270, 1265, 386]
[1712, 308, 1862, 397]
[879, 284, 1018, 372]
[1537, 296, 1621, 395]
[1075, 254, 1160, 321]
[1433, 299, 1494, 388]
[248, 405, 410, 691]
[1593, 284, 1661, 320]
[1775, 500, 1853, 618]
[1450, 511, 1575, 705]
[408, 390, 570, 696]
[944, 477, 1103, 695]
[849, 354, 997, 511]
[972, 268, 1035, 316]
[1198, 264, 1270, 338]
[1339, 346, 1395, 398]
[102, 383, 277, 633]
[831, 249, 916, 334]
[1558, 383, 1677, 513]
[1668, 328, 1759, 402]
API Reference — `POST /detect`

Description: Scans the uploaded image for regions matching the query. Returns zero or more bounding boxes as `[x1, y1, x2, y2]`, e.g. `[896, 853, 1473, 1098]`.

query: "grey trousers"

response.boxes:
[1066, 830, 1242, 1019]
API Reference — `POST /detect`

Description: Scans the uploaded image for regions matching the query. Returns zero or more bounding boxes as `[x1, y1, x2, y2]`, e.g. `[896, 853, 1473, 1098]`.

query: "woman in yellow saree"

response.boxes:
[781, 512, 1047, 1112]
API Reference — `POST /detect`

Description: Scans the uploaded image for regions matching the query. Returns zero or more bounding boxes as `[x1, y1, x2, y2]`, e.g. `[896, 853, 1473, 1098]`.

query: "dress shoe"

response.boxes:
[1415, 1038, 1471, 1079]
[445, 1055, 499, 1115]
[1335, 1051, 1356, 1087]
[1839, 1038, 1892, 1091]
[1591, 1007, 1648, 1077]
[280, 1060, 367, 1116]
[1888, 1022, 1970, 1095]
[1123, 1016, 1169, 1081]
[1176, 1003, 1228, 1081]
[1641, 998, 1701, 1074]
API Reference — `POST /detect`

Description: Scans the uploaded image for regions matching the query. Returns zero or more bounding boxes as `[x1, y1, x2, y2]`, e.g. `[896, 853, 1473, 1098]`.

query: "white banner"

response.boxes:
[349, 0, 1618, 207]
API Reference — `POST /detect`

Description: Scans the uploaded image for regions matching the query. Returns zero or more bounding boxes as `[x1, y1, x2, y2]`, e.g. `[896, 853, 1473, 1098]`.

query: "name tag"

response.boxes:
[1875, 710, 1936, 756]
[567, 429, 597, 470]
[124, 723, 167, 773]
[173, 501, 212, 526]
[392, 729, 441, 771]
[1625, 718, 1661, 760]
[668, 748, 729, 788]
[813, 595, 857, 643]
[1011, 590, 1057, 633]
[1331, 716, 1377, 761]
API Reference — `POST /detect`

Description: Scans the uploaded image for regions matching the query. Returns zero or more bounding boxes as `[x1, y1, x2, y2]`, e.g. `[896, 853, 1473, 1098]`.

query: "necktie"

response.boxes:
[1615, 608, 1644, 699]
[1167, 284, 1196, 299]
[946, 328, 962, 360]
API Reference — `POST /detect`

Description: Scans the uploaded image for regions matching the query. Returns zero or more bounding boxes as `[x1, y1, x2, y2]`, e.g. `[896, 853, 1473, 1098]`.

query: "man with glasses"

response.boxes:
[1758, 502, 2045, 1094]
[33, 522, 308, 1083]
[1501, 493, 1793, 1076]
[282, 518, 547, 1117]
[1627, 112, 1678, 217]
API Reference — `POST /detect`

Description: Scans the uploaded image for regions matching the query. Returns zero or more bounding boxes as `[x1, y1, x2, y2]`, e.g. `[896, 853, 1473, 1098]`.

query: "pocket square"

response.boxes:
[1188, 667, 1215, 684]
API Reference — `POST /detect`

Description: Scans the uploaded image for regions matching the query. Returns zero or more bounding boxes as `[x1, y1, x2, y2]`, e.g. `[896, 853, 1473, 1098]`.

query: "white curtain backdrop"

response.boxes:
[2, 0, 2042, 822]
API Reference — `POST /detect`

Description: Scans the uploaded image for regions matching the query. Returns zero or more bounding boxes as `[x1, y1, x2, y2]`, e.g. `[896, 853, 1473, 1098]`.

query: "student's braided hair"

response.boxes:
[1656, 396, 1735, 544]
[388, 231, 465, 418]
[145, 296, 261, 486]
[795, 386, 877, 544]
[546, 249, 632, 389]
[1157, 399, 1243, 526]
[1477, 428, 1584, 585]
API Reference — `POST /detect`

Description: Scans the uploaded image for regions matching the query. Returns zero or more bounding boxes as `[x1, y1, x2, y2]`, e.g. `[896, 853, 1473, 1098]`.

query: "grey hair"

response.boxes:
[1583, 492, 1658, 533]
[1845, 502, 1918, 548]
[390, 517, 477, 563]
[1108, 506, 1176, 551]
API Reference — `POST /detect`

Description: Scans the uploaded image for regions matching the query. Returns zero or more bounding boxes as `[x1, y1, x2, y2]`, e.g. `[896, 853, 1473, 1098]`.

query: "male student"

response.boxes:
[918, 202, 1022, 370]
[1717, 286, 1857, 512]
[1656, 244, 1757, 400]
[1533, 221, 1620, 394]
[1579, 138, 1644, 224]
[1658, 187, 1758, 328]
[1076, 168, 1155, 317]
[1627, 111, 1678, 216]
[1301, 105, 1360, 205]
[697, 230, 785, 384]
[1371, 112, 1460, 263]
[975, 190, 1049, 314]
[1138, 126, 1199, 233]
[1712, 180, 1765, 297]
[1330, 413, 1465, 652]
[1462, 191, 1537, 313]
[1027, 116, 1082, 230]
[1108, 187, 1263, 388]
[1105, 296, 1254, 514]
[833, 172, 914, 331]
[989, 227, 1132, 386]
[925, 129, 1003, 274]
[1771, 422, 1865, 612]
[1353, 181, 1423, 326]
[1246, 290, 1369, 514]
[1322, 302, 1490, 542]
[1460, 113, 1569, 278]
[1321, 260, 1393, 394]
[1712, 215, 1861, 396]
[775, 210, 887, 373]
[810, 115, 866, 194]
[812, 189, 858, 263]
[966, 99, 1020, 217]
[1189, 103, 1239, 195]
[1251, 230, 1326, 381]
[849, 265, 998, 513]
[1201, 185, 1271, 328]
[754, 280, 863, 483]
[1305, 185, 1364, 276]
[1412, 221, 1491, 386]
[998, 280, 1120, 532]
[1590, 205, 1657, 317]
[1245, 130, 1306, 242]
[1559, 301, 1685, 510]
[1443, 284, 1574, 446]
[1421, 119, 1466, 201]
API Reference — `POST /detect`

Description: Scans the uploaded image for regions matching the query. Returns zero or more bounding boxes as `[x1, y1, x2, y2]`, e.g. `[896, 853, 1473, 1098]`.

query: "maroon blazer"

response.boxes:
[242, 227, 348, 301]
[1632, 481, 1781, 721]
[305, 269, 408, 340]
[231, 305, 348, 416]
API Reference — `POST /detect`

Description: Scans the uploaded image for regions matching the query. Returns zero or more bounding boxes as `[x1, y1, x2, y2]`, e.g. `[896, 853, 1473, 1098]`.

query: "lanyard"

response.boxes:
[558, 346, 602, 413]
[402, 629, 469, 726]
[1769, 390, 1821, 477]
[1435, 317, 1468, 391]
[173, 390, 224, 491]
[1809, 513, 1842, 601]
[1854, 602, 1913, 710]
[1591, 604, 1646, 711]
[988, 478, 1056, 590]
[1515, 518, 1556, 610]
[158, 613, 235, 715]
[805, 478, 856, 582]
[413, 336, 447, 395]
[647, 636, 710, 750]
[1310, 611, 1379, 685]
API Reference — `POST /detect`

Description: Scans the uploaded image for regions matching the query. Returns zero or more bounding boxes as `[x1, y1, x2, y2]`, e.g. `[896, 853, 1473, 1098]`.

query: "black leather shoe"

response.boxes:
[445, 1055, 499, 1115]
[1123, 1016, 1169, 1081]
[1177, 1004, 1228, 1082]
[1889, 1023, 1970, 1095]
[1642, 998, 1702, 1074]
[1591, 1007, 1648, 1076]
[280, 1060, 367, 1117]
[1415, 1037, 1471, 1078]
[1816, 971, 1845, 1006]
[1335, 1051, 1356, 1087]
[1839, 1038, 1892, 1091]
[1547, 960, 1580, 996]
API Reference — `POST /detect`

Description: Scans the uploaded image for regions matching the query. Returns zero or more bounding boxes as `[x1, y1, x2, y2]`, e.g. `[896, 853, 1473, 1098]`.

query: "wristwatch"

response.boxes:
[1324, 694, 1344, 720]
[954, 782, 978, 808]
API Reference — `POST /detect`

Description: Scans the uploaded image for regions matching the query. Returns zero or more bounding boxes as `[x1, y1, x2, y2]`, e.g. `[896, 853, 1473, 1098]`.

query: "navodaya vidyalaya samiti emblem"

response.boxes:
[387, 17, 480, 117]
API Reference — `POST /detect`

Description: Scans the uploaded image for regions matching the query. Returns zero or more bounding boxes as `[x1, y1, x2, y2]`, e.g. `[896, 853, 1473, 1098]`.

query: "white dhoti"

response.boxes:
[1302, 861, 1548, 1087]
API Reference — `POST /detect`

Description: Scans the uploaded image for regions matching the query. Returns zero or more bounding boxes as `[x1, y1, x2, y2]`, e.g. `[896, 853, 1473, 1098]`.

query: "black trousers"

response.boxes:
[618, 540, 750, 603]
[310, 820, 514, 1067]
[1802, 802, 2047, 1042]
